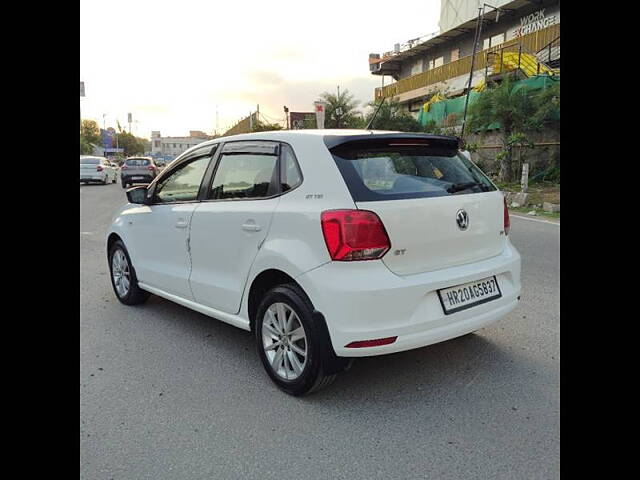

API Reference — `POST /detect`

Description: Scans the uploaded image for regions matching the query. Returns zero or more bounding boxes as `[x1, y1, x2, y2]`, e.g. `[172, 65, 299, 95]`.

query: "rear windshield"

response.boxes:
[80, 158, 100, 165]
[125, 159, 150, 167]
[330, 143, 496, 202]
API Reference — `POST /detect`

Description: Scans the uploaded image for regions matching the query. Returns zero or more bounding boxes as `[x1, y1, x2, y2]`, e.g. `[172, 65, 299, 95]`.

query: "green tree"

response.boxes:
[252, 120, 283, 132]
[531, 81, 560, 129]
[80, 119, 102, 153]
[317, 89, 362, 128]
[467, 75, 541, 181]
[115, 131, 146, 156]
[364, 99, 423, 132]
[80, 136, 93, 154]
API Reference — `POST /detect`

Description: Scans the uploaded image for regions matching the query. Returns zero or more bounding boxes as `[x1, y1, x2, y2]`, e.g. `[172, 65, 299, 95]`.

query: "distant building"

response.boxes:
[368, 0, 560, 115]
[150, 130, 214, 160]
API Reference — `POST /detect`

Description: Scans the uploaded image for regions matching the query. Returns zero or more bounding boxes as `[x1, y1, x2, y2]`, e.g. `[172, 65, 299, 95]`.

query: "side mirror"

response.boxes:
[126, 186, 149, 204]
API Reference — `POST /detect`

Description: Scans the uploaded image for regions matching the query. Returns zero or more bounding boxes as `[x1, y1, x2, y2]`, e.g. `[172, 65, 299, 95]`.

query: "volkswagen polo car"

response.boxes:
[106, 130, 521, 395]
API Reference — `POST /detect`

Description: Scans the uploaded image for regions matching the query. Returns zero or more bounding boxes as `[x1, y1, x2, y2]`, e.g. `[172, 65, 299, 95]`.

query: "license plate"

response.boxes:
[132, 176, 144, 180]
[438, 276, 502, 315]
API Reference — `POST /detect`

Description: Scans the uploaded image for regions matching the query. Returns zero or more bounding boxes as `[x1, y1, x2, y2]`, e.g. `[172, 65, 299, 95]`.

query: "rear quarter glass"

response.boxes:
[327, 138, 496, 202]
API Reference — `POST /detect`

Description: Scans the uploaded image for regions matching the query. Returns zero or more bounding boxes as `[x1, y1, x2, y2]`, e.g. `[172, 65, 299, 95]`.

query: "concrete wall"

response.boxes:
[466, 127, 560, 179]
[439, 0, 514, 34]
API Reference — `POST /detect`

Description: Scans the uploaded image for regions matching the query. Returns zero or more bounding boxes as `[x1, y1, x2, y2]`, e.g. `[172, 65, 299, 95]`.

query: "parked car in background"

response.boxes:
[80, 156, 117, 184]
[106, 130, 521, 395]
[120, 157, 159, 188]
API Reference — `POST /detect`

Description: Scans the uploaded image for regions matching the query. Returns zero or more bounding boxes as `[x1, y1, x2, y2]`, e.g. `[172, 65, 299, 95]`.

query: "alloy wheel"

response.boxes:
[111, 249, 131, 298]
[261, 302, 308, 380]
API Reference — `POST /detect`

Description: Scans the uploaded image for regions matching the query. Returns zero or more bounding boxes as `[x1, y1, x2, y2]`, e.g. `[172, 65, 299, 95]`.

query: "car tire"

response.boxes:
[112, 176, 117, 184]
[255, 283, 338, 396]
[108, 239, 150, 306]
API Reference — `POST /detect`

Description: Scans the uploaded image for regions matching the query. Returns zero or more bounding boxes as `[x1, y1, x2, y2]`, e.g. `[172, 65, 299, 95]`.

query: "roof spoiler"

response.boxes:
[324, 133, 460, 152]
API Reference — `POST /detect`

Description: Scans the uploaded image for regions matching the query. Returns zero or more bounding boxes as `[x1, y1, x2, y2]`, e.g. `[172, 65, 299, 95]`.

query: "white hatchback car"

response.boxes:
[106, 130, 521, 395]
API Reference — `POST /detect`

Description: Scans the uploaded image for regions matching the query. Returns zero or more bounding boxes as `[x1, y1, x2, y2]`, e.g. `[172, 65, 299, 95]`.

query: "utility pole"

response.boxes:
[336, 85, 341, 128]
[284, 106, 289, 129]
[460, 6, 484, 140]
[80, 81, 85, 131]
[215, 105, 219, 136]
[461, 3, 502, 139]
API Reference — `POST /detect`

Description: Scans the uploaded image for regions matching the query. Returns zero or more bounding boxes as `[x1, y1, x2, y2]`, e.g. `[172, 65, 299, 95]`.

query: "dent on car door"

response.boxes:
[131, 154, 212, 299]
[188, 141, 284, 314]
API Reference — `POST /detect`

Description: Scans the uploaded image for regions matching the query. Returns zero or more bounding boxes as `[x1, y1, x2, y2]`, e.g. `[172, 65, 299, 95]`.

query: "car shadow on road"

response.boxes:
[139, 295, 528, 405]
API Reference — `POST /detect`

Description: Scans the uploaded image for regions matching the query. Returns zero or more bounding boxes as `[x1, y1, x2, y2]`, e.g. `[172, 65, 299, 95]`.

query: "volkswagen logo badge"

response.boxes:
[456, 209, 469, 230]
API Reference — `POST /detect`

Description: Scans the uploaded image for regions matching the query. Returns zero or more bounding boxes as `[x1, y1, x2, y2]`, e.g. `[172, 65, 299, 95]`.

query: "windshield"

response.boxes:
[331, 146, 496, 202]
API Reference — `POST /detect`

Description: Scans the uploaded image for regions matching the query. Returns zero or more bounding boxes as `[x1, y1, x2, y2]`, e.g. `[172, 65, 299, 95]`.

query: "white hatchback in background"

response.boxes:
[106, 130, 521, 396]
[80, 156, 117, 184]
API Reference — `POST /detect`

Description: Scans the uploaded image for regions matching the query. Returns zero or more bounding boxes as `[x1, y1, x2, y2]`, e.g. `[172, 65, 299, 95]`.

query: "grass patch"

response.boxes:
[495, 180, 560, 205]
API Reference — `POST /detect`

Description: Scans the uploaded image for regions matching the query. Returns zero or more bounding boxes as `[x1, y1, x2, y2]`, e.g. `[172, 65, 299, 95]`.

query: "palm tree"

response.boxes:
[317, 89, 363, 128]
[364, 99, 423, 132]
[467, 74, 538, 181]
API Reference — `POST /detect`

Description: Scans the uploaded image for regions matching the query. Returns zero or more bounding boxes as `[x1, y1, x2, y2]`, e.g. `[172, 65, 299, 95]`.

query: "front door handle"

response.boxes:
[242, 221, 261, 232]
[175, 219, 188, 229]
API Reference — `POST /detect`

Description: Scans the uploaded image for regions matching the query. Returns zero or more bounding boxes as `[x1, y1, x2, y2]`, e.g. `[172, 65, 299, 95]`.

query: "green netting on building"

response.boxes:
[417, 75, 560, 127]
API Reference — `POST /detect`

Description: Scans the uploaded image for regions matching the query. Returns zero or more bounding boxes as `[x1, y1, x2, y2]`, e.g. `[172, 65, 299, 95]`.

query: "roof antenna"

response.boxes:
[366, 96, 387, 131]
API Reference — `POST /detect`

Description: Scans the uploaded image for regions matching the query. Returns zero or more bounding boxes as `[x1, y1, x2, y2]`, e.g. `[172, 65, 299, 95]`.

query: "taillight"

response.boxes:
[96, 165, 103, 172]
[121, 165, 128, 170]
[503, 196, 510, 236]
[320, 209, 390, 261]
[148, 165, 156, 171]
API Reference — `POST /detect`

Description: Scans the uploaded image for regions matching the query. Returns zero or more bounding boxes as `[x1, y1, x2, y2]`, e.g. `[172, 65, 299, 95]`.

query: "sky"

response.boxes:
[80, 0, 441, 138]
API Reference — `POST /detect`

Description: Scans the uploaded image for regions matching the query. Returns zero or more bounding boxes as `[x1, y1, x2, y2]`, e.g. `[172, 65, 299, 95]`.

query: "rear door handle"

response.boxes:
[175, 219, 189, 229]
[242, 221, 261, 232]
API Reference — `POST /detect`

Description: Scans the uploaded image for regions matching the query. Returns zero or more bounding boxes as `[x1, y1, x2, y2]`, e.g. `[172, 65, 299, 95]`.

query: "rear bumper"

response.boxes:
[80, 173, 106, 182]
[121, 174, 154, 183]
[296, 240, 521, 357]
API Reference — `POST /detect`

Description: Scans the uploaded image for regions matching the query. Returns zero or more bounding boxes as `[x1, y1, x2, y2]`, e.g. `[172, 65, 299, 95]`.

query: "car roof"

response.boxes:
[192, 129, 457, 148]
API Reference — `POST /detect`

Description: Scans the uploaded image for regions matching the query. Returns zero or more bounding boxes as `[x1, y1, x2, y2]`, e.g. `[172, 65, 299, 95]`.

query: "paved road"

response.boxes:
[80, 183, 559, 480]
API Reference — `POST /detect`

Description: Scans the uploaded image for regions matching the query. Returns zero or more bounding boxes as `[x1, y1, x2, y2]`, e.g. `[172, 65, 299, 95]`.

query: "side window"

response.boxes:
[280, 144, 302, 192]
[209, 153, 278, 200]
[153, 155, 210, 203]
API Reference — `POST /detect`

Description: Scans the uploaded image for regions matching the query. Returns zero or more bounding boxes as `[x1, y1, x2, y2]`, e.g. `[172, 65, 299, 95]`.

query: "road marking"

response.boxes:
[510, 214, 560, 226]
[80, 232, 94, 235]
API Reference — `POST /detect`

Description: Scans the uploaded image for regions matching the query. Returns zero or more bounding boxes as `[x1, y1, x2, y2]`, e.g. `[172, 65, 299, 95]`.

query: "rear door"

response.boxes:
[327, 135, 506, 276]
[188, 141, 281, 314]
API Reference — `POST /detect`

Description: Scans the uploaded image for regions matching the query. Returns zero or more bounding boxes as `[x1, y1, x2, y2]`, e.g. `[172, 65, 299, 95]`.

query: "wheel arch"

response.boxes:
[247, 268, 302, 333]
[107, 232, 123, 257]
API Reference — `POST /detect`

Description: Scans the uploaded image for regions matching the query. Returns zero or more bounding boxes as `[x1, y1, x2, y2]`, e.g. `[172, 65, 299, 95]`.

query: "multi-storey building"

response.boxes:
[368, 0, 560, 115]
[150, 131, 214, 160]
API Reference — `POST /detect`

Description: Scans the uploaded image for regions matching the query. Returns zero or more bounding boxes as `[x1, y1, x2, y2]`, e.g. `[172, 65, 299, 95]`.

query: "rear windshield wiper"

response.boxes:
[446, 181, 488, 193]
